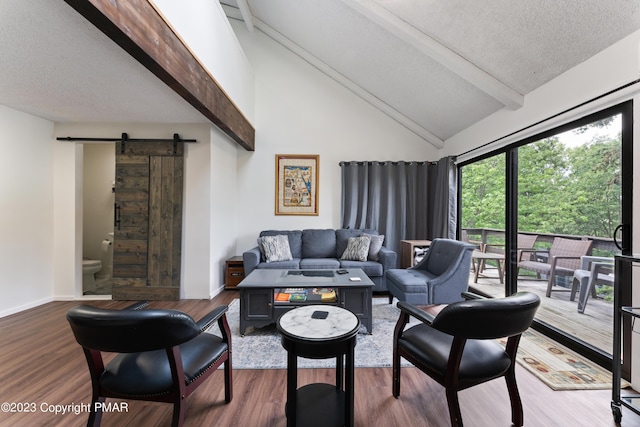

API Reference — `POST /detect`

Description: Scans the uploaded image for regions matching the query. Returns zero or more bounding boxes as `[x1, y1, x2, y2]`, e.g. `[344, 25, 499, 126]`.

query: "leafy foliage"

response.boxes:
[461, 129, 621, 240]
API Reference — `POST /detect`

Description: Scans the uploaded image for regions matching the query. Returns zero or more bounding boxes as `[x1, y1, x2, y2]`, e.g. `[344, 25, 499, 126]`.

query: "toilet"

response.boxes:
[82, 259, 102, 292]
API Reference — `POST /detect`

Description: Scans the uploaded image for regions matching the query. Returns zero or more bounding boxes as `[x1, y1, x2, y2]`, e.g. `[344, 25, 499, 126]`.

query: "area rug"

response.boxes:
[207, 298, 408, 369]
[503, 329, 622, 391]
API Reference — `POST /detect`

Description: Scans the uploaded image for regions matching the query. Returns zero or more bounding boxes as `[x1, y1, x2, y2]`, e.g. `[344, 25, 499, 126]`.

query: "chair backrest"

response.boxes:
[549, 237, 593, 270]
[67, 305, 201, 353]
[431, 292, 540, 339]
[517, 234, 537, 249]
[423, 238, 475, 276]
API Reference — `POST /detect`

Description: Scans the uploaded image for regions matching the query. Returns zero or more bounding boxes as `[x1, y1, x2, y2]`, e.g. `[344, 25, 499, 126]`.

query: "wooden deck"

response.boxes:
[468, 267, 614, 355]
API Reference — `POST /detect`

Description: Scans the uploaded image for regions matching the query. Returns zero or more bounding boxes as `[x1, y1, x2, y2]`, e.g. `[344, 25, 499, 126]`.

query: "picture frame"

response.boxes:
[275, 154, 319, 215]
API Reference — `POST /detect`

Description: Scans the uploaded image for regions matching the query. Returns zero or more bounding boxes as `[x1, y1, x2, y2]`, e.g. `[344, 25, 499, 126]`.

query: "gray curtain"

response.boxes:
[340, 157, 456, 257]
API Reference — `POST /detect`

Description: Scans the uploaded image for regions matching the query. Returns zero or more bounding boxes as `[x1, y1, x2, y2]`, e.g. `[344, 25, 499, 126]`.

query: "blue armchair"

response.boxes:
[386, 238, 475, 305]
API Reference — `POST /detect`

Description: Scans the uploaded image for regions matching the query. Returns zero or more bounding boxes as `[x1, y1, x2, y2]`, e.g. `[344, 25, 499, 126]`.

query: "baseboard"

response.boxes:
[0, 296, 54, 318]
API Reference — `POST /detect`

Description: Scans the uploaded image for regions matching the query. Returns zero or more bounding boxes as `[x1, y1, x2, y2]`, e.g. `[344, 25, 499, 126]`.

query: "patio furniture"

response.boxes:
[517, 237, 593, 298]
[386, 239, 475, 305]
[392, 291, 540, 426]
[479, 234, 538, 279]
[471, 250, 504, 283]
[571, 256, 614, 314]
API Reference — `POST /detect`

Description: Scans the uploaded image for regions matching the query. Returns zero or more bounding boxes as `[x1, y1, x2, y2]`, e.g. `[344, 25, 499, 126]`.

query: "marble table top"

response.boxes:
[278, 305, 359, 340]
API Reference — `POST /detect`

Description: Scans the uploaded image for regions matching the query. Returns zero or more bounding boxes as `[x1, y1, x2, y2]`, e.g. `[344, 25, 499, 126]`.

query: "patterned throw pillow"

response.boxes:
[364, 234, 385, 261]
[260, 235, 293, 263]
[340, 236, 371, 262]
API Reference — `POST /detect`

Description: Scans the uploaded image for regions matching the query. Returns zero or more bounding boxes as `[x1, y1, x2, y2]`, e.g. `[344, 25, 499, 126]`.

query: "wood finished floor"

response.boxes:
[1, 291, 639, 427]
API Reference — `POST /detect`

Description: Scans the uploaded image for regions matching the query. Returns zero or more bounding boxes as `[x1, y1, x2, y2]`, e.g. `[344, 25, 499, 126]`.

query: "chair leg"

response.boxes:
[224, 358, 233, 403]
[392, 351, 401, 397]
[505, 369, 524, 426]
[171, 397, 186, 427]
[545, 271, 556, 297]
[570, 277, 583, 301]
[445, 387, 463, 426]
[88, 396, 104, 427]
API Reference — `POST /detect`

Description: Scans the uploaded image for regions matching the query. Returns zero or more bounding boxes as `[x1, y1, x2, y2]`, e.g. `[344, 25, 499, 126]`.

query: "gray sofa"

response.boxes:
[243, 229, 397, 292]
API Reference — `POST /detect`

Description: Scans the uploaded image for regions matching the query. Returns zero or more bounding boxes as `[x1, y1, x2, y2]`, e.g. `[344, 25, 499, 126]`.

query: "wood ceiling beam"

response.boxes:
[343, 0, 524, 110]
[64, 0, 255, 151]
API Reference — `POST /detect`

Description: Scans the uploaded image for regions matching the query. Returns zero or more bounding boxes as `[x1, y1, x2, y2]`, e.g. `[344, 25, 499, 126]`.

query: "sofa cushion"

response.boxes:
[339, 260, 383, 277]
[256, 259, 300, 270]
[341, 236, 371, 261]
[260, 230, 302, 259]
[336, 229, 379, 257]
[364, 233, 385, 261]
[336, 229, 362, 258]
[300, 258, 341, 269]
[302, 229, 337, 258]
[260, 235, 293, 262]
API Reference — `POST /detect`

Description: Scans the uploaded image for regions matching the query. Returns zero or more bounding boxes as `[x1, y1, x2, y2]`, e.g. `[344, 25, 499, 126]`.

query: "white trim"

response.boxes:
[342, 0, 524, 110]
[253, 18, 444, 149]
[0, 297, 53, 318]
[456, 81, 640, 164]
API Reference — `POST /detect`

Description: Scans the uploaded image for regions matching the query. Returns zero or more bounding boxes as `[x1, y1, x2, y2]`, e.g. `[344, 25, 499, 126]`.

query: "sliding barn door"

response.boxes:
[112, 141, 184, 300]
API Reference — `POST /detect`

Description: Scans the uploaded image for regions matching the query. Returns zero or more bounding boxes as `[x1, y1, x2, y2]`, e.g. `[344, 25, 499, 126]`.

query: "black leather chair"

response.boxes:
[392, 292, 540, 426]
[67, 301, 232, 427]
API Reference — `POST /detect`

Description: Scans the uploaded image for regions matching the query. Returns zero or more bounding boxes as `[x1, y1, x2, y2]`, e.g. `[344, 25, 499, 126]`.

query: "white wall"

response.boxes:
[151, 0, 255, 122]
[53, 123, 236, 300]
[231, 20, 438, 251]
[0, 105, 55, 317]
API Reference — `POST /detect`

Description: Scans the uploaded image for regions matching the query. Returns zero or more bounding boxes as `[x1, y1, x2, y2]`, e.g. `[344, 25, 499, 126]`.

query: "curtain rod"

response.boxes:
[458, 78, 640, 159]
[338, 161, 436, 166]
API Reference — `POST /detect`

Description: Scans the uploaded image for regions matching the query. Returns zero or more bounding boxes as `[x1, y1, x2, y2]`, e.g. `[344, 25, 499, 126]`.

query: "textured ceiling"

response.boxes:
[1, 0, 639, 149]
[0, 0, 206, 124]
[224, 0, 640, 147]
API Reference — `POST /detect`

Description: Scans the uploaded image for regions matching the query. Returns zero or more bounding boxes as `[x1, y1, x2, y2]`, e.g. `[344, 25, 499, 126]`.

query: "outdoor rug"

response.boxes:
[208, 298, 409, 369]
[502, 329, 623, 391]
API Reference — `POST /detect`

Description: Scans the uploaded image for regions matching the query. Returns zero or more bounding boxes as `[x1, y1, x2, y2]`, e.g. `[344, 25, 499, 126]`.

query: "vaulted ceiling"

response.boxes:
[222, 0, 640, 148]
[1, 0, 639, 150]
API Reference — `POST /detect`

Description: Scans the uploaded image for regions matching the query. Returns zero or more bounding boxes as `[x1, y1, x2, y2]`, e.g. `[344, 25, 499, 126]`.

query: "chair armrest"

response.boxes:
[591, 262, 614, 276]
[397, 301, 436, 326]
[243, 246, 261, 276]
[461, 291, 485, 300]
[196, 305, 229, 331]
[377, 246, 398, 270]
[124, 301, 149, 310]
[580, 256, 613, 270]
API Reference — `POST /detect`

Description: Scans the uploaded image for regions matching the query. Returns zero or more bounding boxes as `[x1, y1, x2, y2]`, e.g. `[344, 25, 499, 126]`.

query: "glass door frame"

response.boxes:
[457, 100, 633, 371]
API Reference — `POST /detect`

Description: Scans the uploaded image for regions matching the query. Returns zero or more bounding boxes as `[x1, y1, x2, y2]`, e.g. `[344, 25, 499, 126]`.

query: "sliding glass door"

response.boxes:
[459, 101, 632, 367]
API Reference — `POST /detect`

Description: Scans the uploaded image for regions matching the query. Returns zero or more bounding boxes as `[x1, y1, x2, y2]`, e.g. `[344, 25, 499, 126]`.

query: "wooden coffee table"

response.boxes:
[237, 269, 374, 335]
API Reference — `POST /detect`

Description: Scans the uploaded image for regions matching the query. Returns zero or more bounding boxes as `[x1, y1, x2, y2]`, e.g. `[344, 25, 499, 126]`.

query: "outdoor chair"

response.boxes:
[517, 237, 593, 298]
[571, 256, 614, 314]
[392, 291, 540, 426]
[66, 301, 232, 427]
[386, 238, 475, 305]
[479, 233, 539, 276]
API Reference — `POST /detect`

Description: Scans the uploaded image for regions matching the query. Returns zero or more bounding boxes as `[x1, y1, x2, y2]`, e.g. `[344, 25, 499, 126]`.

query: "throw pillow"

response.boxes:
[340, 235, 371, 262]
[260, 235, 293, 263]
[364, 233, 385, 261]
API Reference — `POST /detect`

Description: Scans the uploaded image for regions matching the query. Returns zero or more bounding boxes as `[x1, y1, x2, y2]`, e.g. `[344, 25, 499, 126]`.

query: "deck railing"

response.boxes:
[462, 228, 619, 256]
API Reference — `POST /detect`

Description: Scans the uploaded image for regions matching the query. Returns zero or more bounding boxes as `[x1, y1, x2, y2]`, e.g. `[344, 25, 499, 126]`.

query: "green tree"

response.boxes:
[565, 134, 621, 237]
[461, 132, 621, 240]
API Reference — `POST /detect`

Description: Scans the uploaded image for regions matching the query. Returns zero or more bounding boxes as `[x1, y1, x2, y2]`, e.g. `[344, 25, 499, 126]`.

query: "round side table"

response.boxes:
[277, 304, 360, 427]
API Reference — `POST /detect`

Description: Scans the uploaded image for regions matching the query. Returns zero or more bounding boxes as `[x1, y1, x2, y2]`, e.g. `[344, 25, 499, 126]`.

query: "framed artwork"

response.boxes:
[275, 154, 319, 215]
